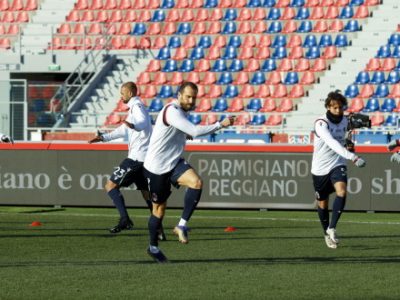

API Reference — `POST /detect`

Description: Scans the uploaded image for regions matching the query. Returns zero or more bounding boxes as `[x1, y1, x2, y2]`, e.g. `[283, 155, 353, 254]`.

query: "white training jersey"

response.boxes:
[311, 114, 356, 176]
[102, 97, 152, 162]
[144, 99, 222, 174]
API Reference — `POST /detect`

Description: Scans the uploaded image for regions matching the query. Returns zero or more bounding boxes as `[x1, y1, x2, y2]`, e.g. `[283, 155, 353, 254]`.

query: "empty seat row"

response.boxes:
[75, 0, 378, 12]
[0, 23, 18, 34]
[375, 44, 400, 59]
[0, 10, 30, 22]
[365, 58, 400, 71]
[188, 112, 283, 126]
[347, 97, 400, 113]
[139, 83, 306, 98]
[355, 70, 400, 85]
[146, 57, 328, 72]
[156, 44, 338, 59]
[137, 70, 316, 85]
[345, 83, 400, 98]
[0, 0, 37, 11]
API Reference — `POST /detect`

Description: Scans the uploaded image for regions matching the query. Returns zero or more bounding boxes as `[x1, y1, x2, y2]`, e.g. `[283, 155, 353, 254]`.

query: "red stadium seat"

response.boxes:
[138, 10, 151, 22]
[254, 47, 270, 59]
[141, 85, 158, 99]
[313, 20, 328, 33]
[195, 59, 211, 72]
[321, 0, 335, 6]
[277, 58, 292, 72]
[138, 37, 151, 49]
[299, 71, 315, 84]
[124, 10, 137, 22]
[58, 23, 71, 34]
[381, 58, 396, 72]
[288, 84, 304, 98]
[370, 112, 384, 126]
[310, 7, 324, 19]
[305, 0, 320, 6]
[200, 72, 217, 85]
[105, 0, 118, 9]
[219, 0, 232, 7]
[77, 37, 93, 50]
[133, 0, 146, 8]
[335, 0, 349, 6]
[119, 0, 132, 8]
[105, 113, 122, 125]
[200, 113, 218, 125]
[109, 10, 124, 22]
[254, 85, 271, 98]
[310, 58, 327, 72]
[288, 46, 304, 59]
[238, 47, 253, 59]
[272, 84, 288, 98]
[257, 35, 271, 48]
[107, 24, 118, 35]
[276, 0, 290, 8]
[192, 22, 206, 34]
[197, 85, 206, 98]
[96, 10, 109, 22]
[115, 100, 129, 112]
[389, 84, 400, 98]
[153, 72, 168, 85]
[227, 98, 245, 112]
[253, 21, 267, 34]
[233, 0, 246, 7]
[0, 24, 5, 34]
[182, 35, 196, 49]
[354, 5, 369, 18]
[0, 0, 9, 10]
[146, 60, 161, 72]
[176, 0, 189, 8]
[181, 9, 194, 22]
[73, 23, 85, 34]
[365, 58, 380, 71]
[146, 0, 160, 9]
[282, 20, 297, 34]
[267, 71, 282, 85]
[195, 98, 212, 112]
[253, 8, 266, 20]
[359, 84, 374, 98]
[111, 36, 123, 49]
[87, 23, 102, 35]
[75, 0, 89, 9]
[0, 38, 11, 49]
[242, 35, 256, 48]
[259, 98, 276, 112]
[233, 72, 250, 85]
[288, 34, 302, 47]
[212, 36, 227, 48]
[347, 98, 364, 113]
[328, 20, 343, 32]
[122, 36, 137, 49]
[66, 10, 80, 22]
[243, 59, 260, 72]
[7, 24, 19, 35]
[147, 23, 162, 35]
[25, 0, 37, 9]
[50, 37, 62, 49]
[265, 114, 283, 126]
[321, 46, 337, 59]
[207, 47, 221, 59]
[276, 98, 293, 112]
[64, 37, 78, 50]
[205, 85, 222, 98]
[237, 8, 251, 21]
[206, 21, 221, 34]
[238, 84, 254, 98]
[10, 0, 24, 10]
[194, 8, 208, 21]
[234, 112, 251, 125]
[166, 9, 180, 22]
[325, 6, 339, 19]
[281, 7, 295, 20]
[210, 8, 223, 21]
[162, 22, 177, 35]
[172, 47, 188, 60]
[237, 21, 252, 34]
[137, 72, 151, 85]
[186, 72, 200, 84]
[90, 0, 103, 10]
[2, 11, 14, 22]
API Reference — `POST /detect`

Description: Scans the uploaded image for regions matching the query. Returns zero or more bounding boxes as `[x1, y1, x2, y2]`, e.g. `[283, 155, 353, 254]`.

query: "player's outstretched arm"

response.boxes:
[219, 116, 235, 128]
[88, 135, 103, 144]
[387, 139, 400, 151]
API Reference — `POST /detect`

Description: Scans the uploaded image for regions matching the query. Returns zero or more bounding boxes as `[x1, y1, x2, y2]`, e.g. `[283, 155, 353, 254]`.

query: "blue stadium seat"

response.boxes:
[297, 20, 312, 33]
[295, 7, 310, 20]
[217, 72, 233, 85]
[246, 98, 262, 112]
[384, 114, 398, 126]
[304, 46, 320, 59]
[36, 113, 53, 127]
[387, 70, 400, 84]
[223, 85, 239, 98]
[374, 84, 390, 97]
[222, 22, 237, 34]
[158, 86, 174, 98]
[222, 46, 237, 59]
[261, 59, 277, 71]
[355, 71, 370, 84]
[151, 10, 165, 22]
[168, 36, 181, 48]
[267, 8, 281, 20]
[381, 98, 396, 112]
[291, 0, 305, 6]
[162, 59, 178, 72]
[319, 34, 333, 47]
[250, 71, 266, 85]
[376, 45, 391, 58]
[334, 34, 349, 47]
[204, 0, 218, 7]
[228, 59, 244, 72]
[177, 22, 192, 35]
[179, 59, 195, 72]
[190, 47, 205, 60]
[339, 6, 354, 19]
[248, 0, 262, 7]
[370, 71, 385, 84]
[349, 0, 364, 5]
[272, 46, 287, 59]
[198, 36, 212, 48]
[250, 114, 266, 125]
[392, 45, 400, 58]
[223, 8, 238, 21]
[161, 0, 175, 8]
[267, 21, 282, 33]
[262, 0, 275, 7]
[148, 98, 164, 112]
[132, 23, 146, 35]
[272, 35, 286, 48]
[212, 98, 228, 112]
[283, 72, 299, 85]
[31, 99, 46, 112]
[156, 47, 171, 60]
[345, 84, 359, 98]
[211, 59, 228, 72]
[188, 113, 201, 124]
[355, 131, 388, 144]
[388, 34, 400, 46]
[228, 35, 242, 48]
[343, 20, 360, 32]
[303, 35, 318, 47]
[363, 98, 380, 112]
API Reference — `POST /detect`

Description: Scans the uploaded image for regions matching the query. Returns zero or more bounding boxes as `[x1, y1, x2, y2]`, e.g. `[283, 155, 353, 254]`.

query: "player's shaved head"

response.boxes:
[122, 81, 138, 96]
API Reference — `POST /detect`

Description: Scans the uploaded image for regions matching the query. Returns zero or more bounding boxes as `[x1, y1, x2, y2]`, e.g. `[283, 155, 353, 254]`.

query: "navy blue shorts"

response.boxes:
[312, 165, 347, 200]
[143, 158, 193, 203]
[109, 158, 148, 191]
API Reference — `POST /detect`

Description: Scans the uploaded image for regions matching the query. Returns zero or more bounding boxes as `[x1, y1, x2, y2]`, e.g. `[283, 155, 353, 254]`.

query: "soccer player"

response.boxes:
[89, 82, 165, 239]
[0, 133, 13, 144]
[387, 139, 400, 164]
[141, 82, 234, 263]
[311, 90, 366, 249]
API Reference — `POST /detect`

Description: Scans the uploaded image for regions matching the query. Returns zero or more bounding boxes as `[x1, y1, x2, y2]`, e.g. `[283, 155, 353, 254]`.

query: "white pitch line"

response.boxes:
[2, 212, 400, 225]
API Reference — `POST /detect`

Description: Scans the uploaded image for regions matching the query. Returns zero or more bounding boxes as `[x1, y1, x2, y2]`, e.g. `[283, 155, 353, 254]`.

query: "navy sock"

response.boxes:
[330, 196, 346, 229]
[317, 206, 329, 234]
[149, 214, 161, 247]
[108, 188, 128, 219]
[181, 188, 202, 222]
[145, 200, 153, 213]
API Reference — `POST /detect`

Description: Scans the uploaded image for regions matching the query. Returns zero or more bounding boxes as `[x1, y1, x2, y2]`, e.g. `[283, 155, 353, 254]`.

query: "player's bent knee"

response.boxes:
[105, 180, 118, 192]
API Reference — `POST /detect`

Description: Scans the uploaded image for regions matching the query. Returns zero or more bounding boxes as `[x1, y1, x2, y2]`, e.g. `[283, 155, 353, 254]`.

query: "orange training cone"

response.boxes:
[30, 221, 42, 227]
[224, 226, 236, 232]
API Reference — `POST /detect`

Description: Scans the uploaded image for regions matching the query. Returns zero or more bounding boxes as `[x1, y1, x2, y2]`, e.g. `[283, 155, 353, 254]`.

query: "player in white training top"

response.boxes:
[387, 139, 400, 164]
[142, 82, 234, 263]
[311, 90, 366, 249]
[0, 133, 13, 144]
[89, 82, 165, 240]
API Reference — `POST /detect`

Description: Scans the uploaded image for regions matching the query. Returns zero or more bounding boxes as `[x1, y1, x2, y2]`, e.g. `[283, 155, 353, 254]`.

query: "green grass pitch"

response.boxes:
[1, 207, 400, 299]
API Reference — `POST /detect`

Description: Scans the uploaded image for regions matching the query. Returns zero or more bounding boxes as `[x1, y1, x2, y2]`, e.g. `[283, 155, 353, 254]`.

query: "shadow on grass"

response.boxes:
[1, 255, 400, 268]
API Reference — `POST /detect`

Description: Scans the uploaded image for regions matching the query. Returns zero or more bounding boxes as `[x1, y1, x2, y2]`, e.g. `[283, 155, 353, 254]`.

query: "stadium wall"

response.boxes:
[0, 143, 399, 211]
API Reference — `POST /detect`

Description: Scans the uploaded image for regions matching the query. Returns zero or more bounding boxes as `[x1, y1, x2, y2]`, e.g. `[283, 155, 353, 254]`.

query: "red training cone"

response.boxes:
[30, 221, 42, 227]
[224, 226, 236, 232]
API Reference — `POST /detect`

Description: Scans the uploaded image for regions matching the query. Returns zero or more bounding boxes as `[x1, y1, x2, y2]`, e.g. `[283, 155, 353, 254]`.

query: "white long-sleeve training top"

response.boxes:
[102, 97, 152, 162]
[144, 99, 222, 174]
[311, 114, 356, 176]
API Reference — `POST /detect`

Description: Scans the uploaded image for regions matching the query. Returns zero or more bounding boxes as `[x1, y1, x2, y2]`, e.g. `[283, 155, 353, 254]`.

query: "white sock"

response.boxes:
[149, 245, 160, 254]
[178, 218, 187, 227]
